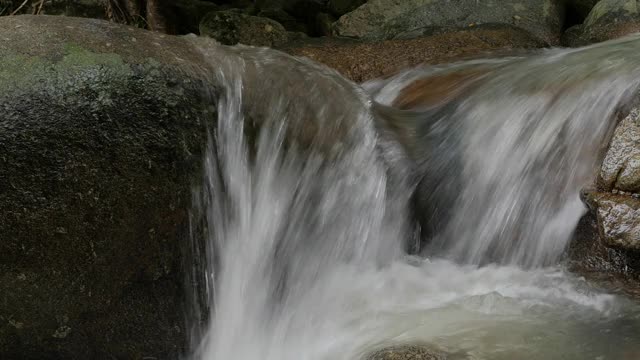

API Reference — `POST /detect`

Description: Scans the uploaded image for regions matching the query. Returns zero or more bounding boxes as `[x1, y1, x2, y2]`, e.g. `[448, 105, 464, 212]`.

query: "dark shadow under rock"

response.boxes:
[568, 211, 640, 298]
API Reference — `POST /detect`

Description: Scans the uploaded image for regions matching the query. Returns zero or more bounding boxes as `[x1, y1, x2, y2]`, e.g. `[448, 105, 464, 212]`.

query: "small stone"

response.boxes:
[52, 325, 72, 339]
[513, 15, 522, 20]
[199, 10, 289, 47]
[9, 320, 24, 329]
[55, 227, 68, 234]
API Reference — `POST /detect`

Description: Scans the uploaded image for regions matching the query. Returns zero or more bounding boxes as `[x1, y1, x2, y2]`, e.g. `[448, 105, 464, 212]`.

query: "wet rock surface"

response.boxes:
[568, 212, 640, 294]
[367, 345, 447, 360]
[332, 0, 564, 45]
[282, 24, 545, 82]
[0, 15, 214, 359]
[570, 107, 640, 290]
[583, 192, 640, 250]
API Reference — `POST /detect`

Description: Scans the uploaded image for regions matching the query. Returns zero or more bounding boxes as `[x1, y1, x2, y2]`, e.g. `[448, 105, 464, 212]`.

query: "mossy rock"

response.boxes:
[0, 15, 216, 359]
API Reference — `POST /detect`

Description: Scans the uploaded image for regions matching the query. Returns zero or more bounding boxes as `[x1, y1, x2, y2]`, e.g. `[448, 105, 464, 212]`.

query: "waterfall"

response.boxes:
[369, 35, 640, 267]
[187, 35, 640, 360]
[188, 40, 414, 360]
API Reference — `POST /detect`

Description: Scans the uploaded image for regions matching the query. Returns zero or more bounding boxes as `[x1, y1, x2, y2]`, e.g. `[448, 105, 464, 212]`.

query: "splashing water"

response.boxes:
[368, 36, 640, 267]
[187, 36, 640, 360]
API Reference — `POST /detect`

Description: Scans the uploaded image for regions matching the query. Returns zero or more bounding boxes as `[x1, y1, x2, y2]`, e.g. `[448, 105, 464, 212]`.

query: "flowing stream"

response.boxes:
[187, 36, 640, 359]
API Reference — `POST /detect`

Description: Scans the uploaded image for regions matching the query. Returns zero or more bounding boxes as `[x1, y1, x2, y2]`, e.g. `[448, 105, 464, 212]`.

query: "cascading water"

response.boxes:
[368, 37, 640, 267]
[187, 36, 640, 360]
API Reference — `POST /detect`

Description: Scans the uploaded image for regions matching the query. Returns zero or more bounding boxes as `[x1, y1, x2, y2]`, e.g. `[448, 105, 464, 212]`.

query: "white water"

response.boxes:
[187, 36, 640, 359]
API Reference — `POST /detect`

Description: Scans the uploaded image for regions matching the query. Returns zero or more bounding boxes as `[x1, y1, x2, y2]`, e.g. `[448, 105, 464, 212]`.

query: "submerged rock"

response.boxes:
[332, 0, 564, 45]
[200, 10, 290, 47]
[0, 15, 214, 359]
[367, 345, 447, 360]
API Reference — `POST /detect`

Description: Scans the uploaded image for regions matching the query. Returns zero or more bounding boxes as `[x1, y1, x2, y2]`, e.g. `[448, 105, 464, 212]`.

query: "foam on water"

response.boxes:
[186, 35, 640, 360]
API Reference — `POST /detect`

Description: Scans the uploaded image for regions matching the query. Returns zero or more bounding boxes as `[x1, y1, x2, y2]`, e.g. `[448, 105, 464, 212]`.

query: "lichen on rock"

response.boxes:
[599, 108, 640, 193]
[332, 0, 563, 45]
[0, 15, 215, 359]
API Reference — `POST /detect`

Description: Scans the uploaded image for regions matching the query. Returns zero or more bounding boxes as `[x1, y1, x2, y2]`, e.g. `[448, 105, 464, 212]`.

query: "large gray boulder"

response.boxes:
[0, 15, 215, 359]
[332, 0, 564, 45]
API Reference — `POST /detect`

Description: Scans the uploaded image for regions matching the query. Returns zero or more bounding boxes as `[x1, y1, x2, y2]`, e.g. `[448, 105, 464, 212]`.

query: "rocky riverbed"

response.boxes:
[3, 1, 640, 359]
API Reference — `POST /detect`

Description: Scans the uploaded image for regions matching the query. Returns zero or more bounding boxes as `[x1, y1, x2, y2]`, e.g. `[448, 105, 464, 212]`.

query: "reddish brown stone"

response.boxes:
[393, 68, 488, 110]
[281, 25, 546, 83]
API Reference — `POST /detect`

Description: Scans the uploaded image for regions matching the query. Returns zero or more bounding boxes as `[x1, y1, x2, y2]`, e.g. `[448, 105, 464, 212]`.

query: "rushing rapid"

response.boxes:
[186, 35, 640, 360]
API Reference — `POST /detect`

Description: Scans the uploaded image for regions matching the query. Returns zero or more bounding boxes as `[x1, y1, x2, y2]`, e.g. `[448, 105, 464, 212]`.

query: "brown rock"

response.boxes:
[0, 15, 215, 359]
[393, 68, 488, 110]
[282, 24, 546, 82]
